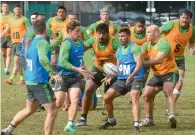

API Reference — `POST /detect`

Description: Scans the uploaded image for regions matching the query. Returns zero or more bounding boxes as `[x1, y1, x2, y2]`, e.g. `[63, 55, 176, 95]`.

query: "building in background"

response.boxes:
[3, 1, 195, 26]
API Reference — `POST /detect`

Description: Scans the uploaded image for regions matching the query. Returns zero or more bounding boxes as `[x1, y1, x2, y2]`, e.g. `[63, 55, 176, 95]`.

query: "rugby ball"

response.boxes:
[103, 63, 119, 76]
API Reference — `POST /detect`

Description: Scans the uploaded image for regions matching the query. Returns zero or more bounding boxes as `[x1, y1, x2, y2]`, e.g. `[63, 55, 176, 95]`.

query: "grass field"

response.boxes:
[1, 50, 195, 135]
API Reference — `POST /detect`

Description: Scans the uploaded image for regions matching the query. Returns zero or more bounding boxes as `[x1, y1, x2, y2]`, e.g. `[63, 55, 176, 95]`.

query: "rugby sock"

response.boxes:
[5, 124, 15, 133]
[81, 114, 87, 120]
[4, 68, 8, 72]
[20, 73, 24, 81]
[108, 116, 115, 123]
[134, 121, 140, 127]
[169, 113, 175, 119]
[9, 73, 16, 80]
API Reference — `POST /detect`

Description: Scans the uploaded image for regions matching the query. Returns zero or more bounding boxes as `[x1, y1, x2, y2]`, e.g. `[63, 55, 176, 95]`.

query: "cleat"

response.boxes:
[99, 120, 116, 129]
[5, 79, 13, 85]
[64, 123, 77, 133]
[3, 70, 10, 75]
[140, 118, 155, 127]
[1, 129, 13, 135]
[169, 117, 177, 129]
[76, 118, 87, 127]
[134, 126, 141, 134]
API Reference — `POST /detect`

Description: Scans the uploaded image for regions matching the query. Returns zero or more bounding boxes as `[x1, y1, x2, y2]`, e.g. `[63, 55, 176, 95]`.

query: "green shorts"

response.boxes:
[26, 84, 56, 104]
[1, 37, 12, 48]
[91, 66, 117, 93]
[175, 59, 185, 71]
[12, 43, 22, 56]
[51, 75, 81, 92]
[110, 78, 144, 95]
[147, 72, 179, 87]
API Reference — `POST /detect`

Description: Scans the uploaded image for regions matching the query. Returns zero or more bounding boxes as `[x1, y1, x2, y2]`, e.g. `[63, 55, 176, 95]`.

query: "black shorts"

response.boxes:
[12, 43, 22, 56]
[1, 37, 12, 48]
[26, 83, 56, 104]
[175, 59, 185, 71]
[147, 72, 179, 87]
[51, 46, 60, 54]
[110, 78, 144, 95]
[91, 66, 116, 92]
[51, 75, 81, 92]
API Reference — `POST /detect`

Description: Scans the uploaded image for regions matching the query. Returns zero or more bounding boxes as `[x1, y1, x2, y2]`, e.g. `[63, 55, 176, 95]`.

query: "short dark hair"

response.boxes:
[34, 21, 46, 35]
[119, 28, 131, 35]
[31, 12, 39, 16]
[14, 4, 21, 8]
[136, 17, 145, 24]
[35, 13, 44, 18]
[56, 6, 66, 13]
[96, 23, 109, 33]
[181, 9, 193, 19]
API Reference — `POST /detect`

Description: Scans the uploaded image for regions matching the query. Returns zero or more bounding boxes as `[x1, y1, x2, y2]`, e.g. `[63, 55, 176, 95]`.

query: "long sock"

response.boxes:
[9, 73, 16, 80]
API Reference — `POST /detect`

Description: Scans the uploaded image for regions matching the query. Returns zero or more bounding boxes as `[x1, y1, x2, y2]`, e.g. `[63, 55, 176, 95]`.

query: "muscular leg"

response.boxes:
[173, 69, 184, 103]
[81, 79, 99, 115]
[143, 86, 160, 118]
[104, 88, 120, 117]
[42, 102, 57, 135]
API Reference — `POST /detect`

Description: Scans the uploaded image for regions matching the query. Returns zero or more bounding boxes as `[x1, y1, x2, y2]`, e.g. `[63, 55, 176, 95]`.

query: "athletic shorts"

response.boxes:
[91, 66, 117, 93]
[147, 72, 179, 87]
[51, 75, 81, 92]
[51, 46, 60, 54]
[1, 37, 12, 48]
[12, 43, 22, 56]
[26, 83, 56, 104]
[175, 59, 185, 71]
[110, 78, 144, 95]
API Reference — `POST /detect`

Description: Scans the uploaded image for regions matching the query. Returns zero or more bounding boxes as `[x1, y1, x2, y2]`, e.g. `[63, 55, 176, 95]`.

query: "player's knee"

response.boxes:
[142, 93, 151, 101]
[71, 97, 80, 104]
[104, 94, 112, 104]
[56, 101, 64, 108]
[84, 88, 94, 97]
[131, 91, 140, 102]
[48, 109, 58, 119]
[2, 53, 6, 58]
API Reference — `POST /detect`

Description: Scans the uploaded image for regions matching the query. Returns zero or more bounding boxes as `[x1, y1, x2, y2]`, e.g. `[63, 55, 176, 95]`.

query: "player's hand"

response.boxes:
[52, 74, 62, 83]
[189, 47, 195, 56]
[101, 74, 114, 85]
[126, 74, 133, 84]
[78, 67, 94, 80]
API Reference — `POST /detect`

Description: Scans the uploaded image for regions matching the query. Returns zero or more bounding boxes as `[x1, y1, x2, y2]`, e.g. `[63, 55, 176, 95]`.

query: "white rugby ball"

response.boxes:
[103, 63, 119, 76]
